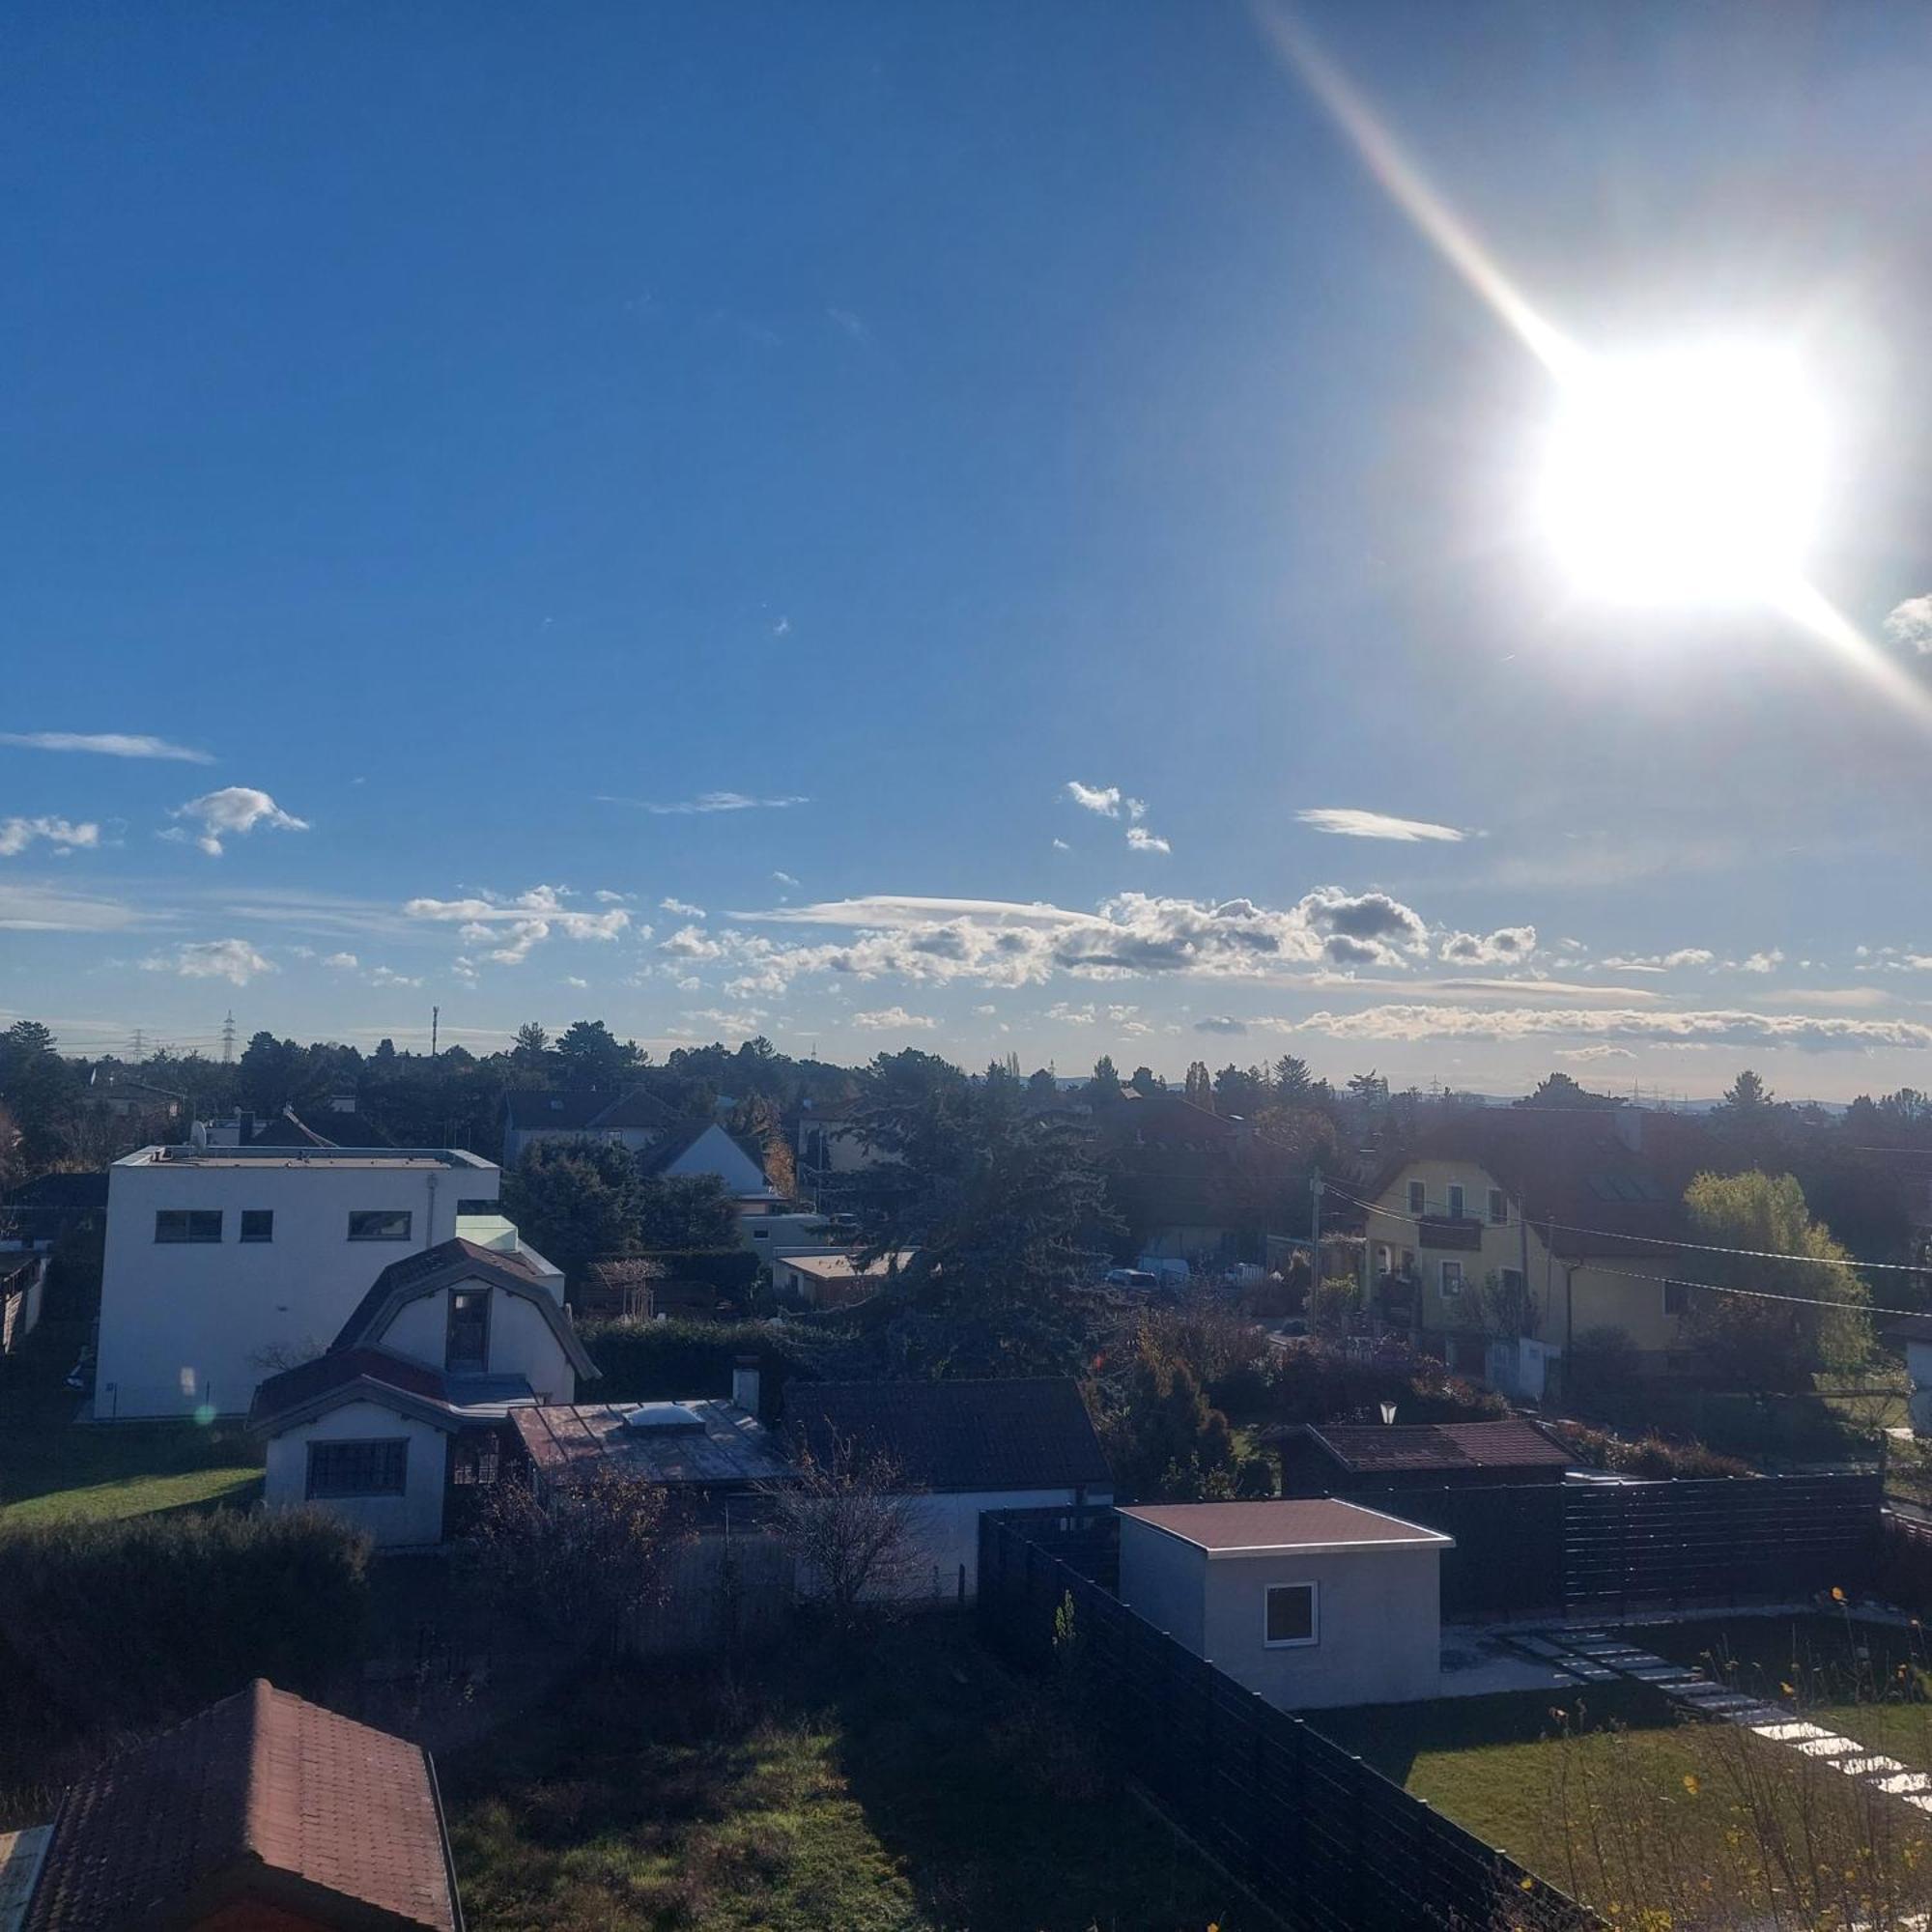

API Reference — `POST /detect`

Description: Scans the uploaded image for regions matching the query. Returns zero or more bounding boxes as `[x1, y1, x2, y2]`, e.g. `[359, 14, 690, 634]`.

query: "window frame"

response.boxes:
[305, 1438, 409, 1499]
[454, 1198, 496, 1217]
[1264, 1580, 1320, 1649]
[239, 1209, 274, 1244]
[1439, 1259, 1465, 1299]
[1406, 1179, 1426, 1216]
[445, 1287, 491, 1375]
[347, 1208, 413, 1242]
[1487, 1187, 1507, 1226]
[1662, 1278, 1690, 1318]
[1446, 1182, 1465, 1220]
[155, 1209, 222, 1244]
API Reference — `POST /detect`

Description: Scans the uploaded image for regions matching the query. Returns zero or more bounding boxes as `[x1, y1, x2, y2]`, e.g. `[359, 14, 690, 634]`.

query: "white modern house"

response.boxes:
[96, 1142, 553, 1420]
[1116, 1498, 1452, 1710]
[248, 1236, 597, 1547]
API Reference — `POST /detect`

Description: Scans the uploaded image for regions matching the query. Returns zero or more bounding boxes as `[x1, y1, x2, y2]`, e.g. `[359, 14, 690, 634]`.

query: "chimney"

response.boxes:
[730, 1354, 761, 1417]
[1613, 1105, 1644, 1154]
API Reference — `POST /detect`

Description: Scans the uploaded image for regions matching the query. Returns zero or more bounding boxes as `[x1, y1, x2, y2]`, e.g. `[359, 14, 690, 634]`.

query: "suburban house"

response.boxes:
[500, 1085, 680, 1167]
[1364, 1106, 1709, 1388]
[96, 1141, 546, 1420]
[4, 1678, 460, 1931]
[207, 1093, 396, 1149]
[768, 1247, 916, 1308]
[784, 1377, 1114, 1599]
[794, 1107, 897, 1214]
[1278, 1417, 1573, 1496]
[249, 1236, 597, 1548]
[1116, 1497, 1452, 1710]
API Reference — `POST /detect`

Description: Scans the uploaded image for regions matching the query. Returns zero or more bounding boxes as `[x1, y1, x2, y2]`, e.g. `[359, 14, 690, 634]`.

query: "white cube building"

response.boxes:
[1117, 1498, 1452, 1711]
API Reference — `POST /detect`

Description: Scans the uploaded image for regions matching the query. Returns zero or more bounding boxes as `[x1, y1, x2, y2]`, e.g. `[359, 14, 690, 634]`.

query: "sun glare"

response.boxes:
[1537, 344, 1828, 607]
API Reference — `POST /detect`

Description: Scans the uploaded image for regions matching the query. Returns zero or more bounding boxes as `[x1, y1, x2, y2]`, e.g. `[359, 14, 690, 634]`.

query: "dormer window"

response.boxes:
[446, 1289, 490, 1374]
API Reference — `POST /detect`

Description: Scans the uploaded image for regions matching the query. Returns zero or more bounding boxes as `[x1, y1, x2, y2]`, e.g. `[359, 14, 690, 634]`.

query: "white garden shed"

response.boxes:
[1116, 1498, 1452, 1711]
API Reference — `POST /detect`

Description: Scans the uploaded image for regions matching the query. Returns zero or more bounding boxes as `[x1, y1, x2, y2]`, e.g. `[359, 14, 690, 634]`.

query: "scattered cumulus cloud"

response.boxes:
[660, 896, 706, 918]
[772, 871, 799, 887]
[1438, 925, 1537, 966]
[404, 884, 631, 965]
[142, 938, 275, 986]
[1195, 1015, 1248, 1035]
[0, 731, 213, 763]
[0, 816, 99, 858]
[1598, 949, 1715, 973]
[564, 975, 589, 990]
[1734, 950, 1785, 975]
[167, 787, 307, 857]
[1883, 596, 1932, 654]
[1125, 827, 1172, 854]
[368, 965, 420, 988]
[851, 1007, 935, 1031]
[1065, 781, 1123, 817]
[324, 952, 358, 970]
[1296, 808, 1466, 843]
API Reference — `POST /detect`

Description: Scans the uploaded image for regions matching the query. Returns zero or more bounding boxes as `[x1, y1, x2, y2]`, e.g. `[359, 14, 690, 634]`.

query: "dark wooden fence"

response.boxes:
[1328, 1472, 1882, 1620]
[979, 1509, 1597, 1932]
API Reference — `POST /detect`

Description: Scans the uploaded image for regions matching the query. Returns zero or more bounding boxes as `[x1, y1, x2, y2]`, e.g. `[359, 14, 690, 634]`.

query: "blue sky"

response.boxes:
[5, 0, 1932, 1096]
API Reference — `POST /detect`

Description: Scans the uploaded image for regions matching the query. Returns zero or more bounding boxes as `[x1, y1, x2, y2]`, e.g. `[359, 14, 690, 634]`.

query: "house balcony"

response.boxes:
[1416, 1215, 1483, 1251]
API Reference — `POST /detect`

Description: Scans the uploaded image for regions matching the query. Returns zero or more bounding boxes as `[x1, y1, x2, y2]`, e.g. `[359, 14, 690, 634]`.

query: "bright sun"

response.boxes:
[1537, 343, 1828, 607]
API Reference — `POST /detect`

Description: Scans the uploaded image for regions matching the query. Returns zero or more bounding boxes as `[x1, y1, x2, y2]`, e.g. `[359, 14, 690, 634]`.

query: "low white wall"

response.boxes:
[906, 1489, 1109, 1603]
[1118, 1515, 1208, 1653]
[263, 1399, 447, 1548]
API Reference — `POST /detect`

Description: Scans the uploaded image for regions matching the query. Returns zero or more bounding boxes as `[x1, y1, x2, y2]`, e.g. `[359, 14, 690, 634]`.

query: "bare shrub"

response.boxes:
[759, 1431, 930, 1630]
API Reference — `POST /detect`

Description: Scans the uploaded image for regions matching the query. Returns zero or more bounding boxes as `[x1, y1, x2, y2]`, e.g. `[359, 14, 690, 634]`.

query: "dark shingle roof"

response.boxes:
[0, 1172, 109, 1215]
[503, 1088, 678, 1133]
[247, 1347, 455, 1433]
[22, 1679, 459, 1931]
[1304, 1418, 1572, 1475]
[786, 1378, 1112, 1492]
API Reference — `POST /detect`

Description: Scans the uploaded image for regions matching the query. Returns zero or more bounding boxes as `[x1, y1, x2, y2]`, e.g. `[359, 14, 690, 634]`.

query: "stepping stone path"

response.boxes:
[1504, 1627, 1932, 1812]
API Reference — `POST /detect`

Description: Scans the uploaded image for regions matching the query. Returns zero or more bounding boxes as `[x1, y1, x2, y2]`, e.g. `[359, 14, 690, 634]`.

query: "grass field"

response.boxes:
[0, 1321, 262, 1525]
[445, 1619, 1248, 1932]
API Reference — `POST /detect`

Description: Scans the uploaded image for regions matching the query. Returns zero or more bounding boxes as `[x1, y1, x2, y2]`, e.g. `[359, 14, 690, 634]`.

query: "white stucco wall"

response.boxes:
[664, 1125, 769, 1196]
[907, 1489, 1115, 1602]
[377, 1281, 577, 1402]
[96, 1151, 498, 1419]
[262, 1398, 448, 1547]
[1120, 1525, 1444, 1710]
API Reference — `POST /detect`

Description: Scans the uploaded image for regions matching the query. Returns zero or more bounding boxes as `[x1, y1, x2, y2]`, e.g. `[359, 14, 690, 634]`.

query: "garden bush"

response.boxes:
[1550, 1417, 1752, 1480]
[0, 1505, 369, 1729]
[1215, 1337, 1510, 1428]
[574, 1316, 819, 1419]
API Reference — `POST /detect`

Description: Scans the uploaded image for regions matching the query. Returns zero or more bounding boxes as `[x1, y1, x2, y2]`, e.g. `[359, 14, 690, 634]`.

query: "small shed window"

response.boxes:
[307, 1438, 408, 1498]
[156, 1209, 222, 1243]
[1264, 1582, 1319, 1647]
[348, 1209, 412, 1241]
[1406, 1179, 1425, 1216]
[240, 1209, 273, 1243]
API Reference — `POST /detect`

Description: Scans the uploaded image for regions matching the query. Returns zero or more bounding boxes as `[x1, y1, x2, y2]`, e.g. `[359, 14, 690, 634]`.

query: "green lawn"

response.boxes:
[445, 1620, 1249, 1932]
[0, 1323, 262, 1524]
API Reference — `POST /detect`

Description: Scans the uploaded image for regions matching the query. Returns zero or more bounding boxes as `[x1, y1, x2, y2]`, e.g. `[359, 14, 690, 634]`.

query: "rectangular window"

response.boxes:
[1446, 1182, 1465, 1220]
[1500, 1266, 1525, 1300]
[155, 1209, 222, 1244]
[455, 1198, 496, 1217]
[1439, 1260, 1464, 1299]
[446, 1288, 490, 1374]
[348, 1209, 412, 1242]
[450, 1434, 500, 1487]
[1264, 1582, 1319, 1647]
[1663, 1279, 1689, 1317]
[306, 1438, 408, 1498]
[1488, 1187, 1507, 1226]
[239, 1209, 273, 1243]
[1406, 1179, 1426, 1216]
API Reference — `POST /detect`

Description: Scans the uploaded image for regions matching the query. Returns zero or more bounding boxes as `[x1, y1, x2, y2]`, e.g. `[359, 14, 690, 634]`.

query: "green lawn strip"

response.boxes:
[445, 1621, 1247, 1932]
[0, 1421, 263, 1523]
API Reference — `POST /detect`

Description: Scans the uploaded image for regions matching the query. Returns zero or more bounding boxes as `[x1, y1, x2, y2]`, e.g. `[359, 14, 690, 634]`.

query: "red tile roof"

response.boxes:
[23, 1679, 459, 1931]
[1119, 1498, 1452, 1552]
[1305, 1418, 1572, 1475]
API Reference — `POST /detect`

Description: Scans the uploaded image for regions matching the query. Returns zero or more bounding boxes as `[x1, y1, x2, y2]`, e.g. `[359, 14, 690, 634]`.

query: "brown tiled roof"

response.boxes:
[246, 1347, 456, 1433]
[1120, 1498, 1452, 1552]
[786, 1378, 1112, 1493]
[23, 1679, 459, 1931]
[1305, 1418, 1572, 1475]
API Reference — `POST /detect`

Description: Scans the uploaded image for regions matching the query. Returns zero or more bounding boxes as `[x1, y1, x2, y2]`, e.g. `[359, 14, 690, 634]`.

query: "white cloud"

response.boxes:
[1734, 950, 1785, 975]
[1065, 781, 1123, 817]
[1052, 838, 1070, 851]
[660, 923, 724, 960]
[1883, 596, 1932, 654]
[1438, 925, 1537, 966]
[606, 791, 809, 815]
[772, 615, 791, 638]
[1195, 1015, 1248, 1034]
[564, 975, 590, 990]
[1292, 1003, 1932, 1053]
[368, 965, 421, 988]
[404, 884, 631, 966]
[772, 870, 800, 887]
[593, 890, 633, 904]
[851, 1007, 936, 1031]
[1125, 826, 1172, 854]
[1598, 949, 1715, 973]
[0, 731, 213, 763]
[0, 882, 146, 931]
[323, 952, 358, 970]
[660, 896, 707, 918]
[169, 787, 308, 857]
[0, 816, 99, 858]
[142, 938, 275, 986]
[1296, 808, 1467, 843]
[1554, 1045, 1636, 1063]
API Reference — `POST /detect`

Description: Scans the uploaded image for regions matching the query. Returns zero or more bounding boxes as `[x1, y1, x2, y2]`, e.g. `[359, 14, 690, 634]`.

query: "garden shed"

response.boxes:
[1116, 1498, 1451, 1710]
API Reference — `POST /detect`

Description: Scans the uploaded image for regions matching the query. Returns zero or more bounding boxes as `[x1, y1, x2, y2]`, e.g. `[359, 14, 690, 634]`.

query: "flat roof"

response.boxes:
[1119, 1498, 1454, 1557]
[776, 1249, 916, 1280]
[115, 1145, 492, 1171]
[512, 1399, 792, 1487]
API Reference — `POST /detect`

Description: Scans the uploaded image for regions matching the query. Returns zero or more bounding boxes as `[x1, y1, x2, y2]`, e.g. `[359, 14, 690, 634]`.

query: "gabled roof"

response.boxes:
[635, 1122, 771, 1185]
[249, 1105, 395, 1150]
[786, 1378, 1113, 1493]
[1302, 1418, 1572, 1475]
[246, 1347, 469, 1435]
[330, 1238, 598, 1380]
[21, 1679, 459, 1931]
[502, 1087, 679, 1134]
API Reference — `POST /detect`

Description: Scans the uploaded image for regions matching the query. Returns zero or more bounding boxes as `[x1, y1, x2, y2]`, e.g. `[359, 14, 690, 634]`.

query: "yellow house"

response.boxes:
[1363, 1109, 1700, 1383]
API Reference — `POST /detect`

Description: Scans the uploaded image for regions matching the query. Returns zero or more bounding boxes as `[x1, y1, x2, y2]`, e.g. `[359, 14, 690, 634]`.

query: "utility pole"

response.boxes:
[220, 1010, 236, 1064]
[431, 1006, 440, 1062]
[1309, 1166, 1323, 1318]
[129, 1027, 145, 1065]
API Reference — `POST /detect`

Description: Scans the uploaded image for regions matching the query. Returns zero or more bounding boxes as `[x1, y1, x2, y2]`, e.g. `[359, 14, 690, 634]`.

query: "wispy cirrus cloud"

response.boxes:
[1292, 1003, 1932, 1053]
[602, 791, 809, 816]
[165, 787, 308, 857]
[0, 882, 149, 932]
[0, 731, 213, 764]
[0, 816, 99, 858]
[1296, 807, 1467, 843]
[141, 937, 275, 985]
